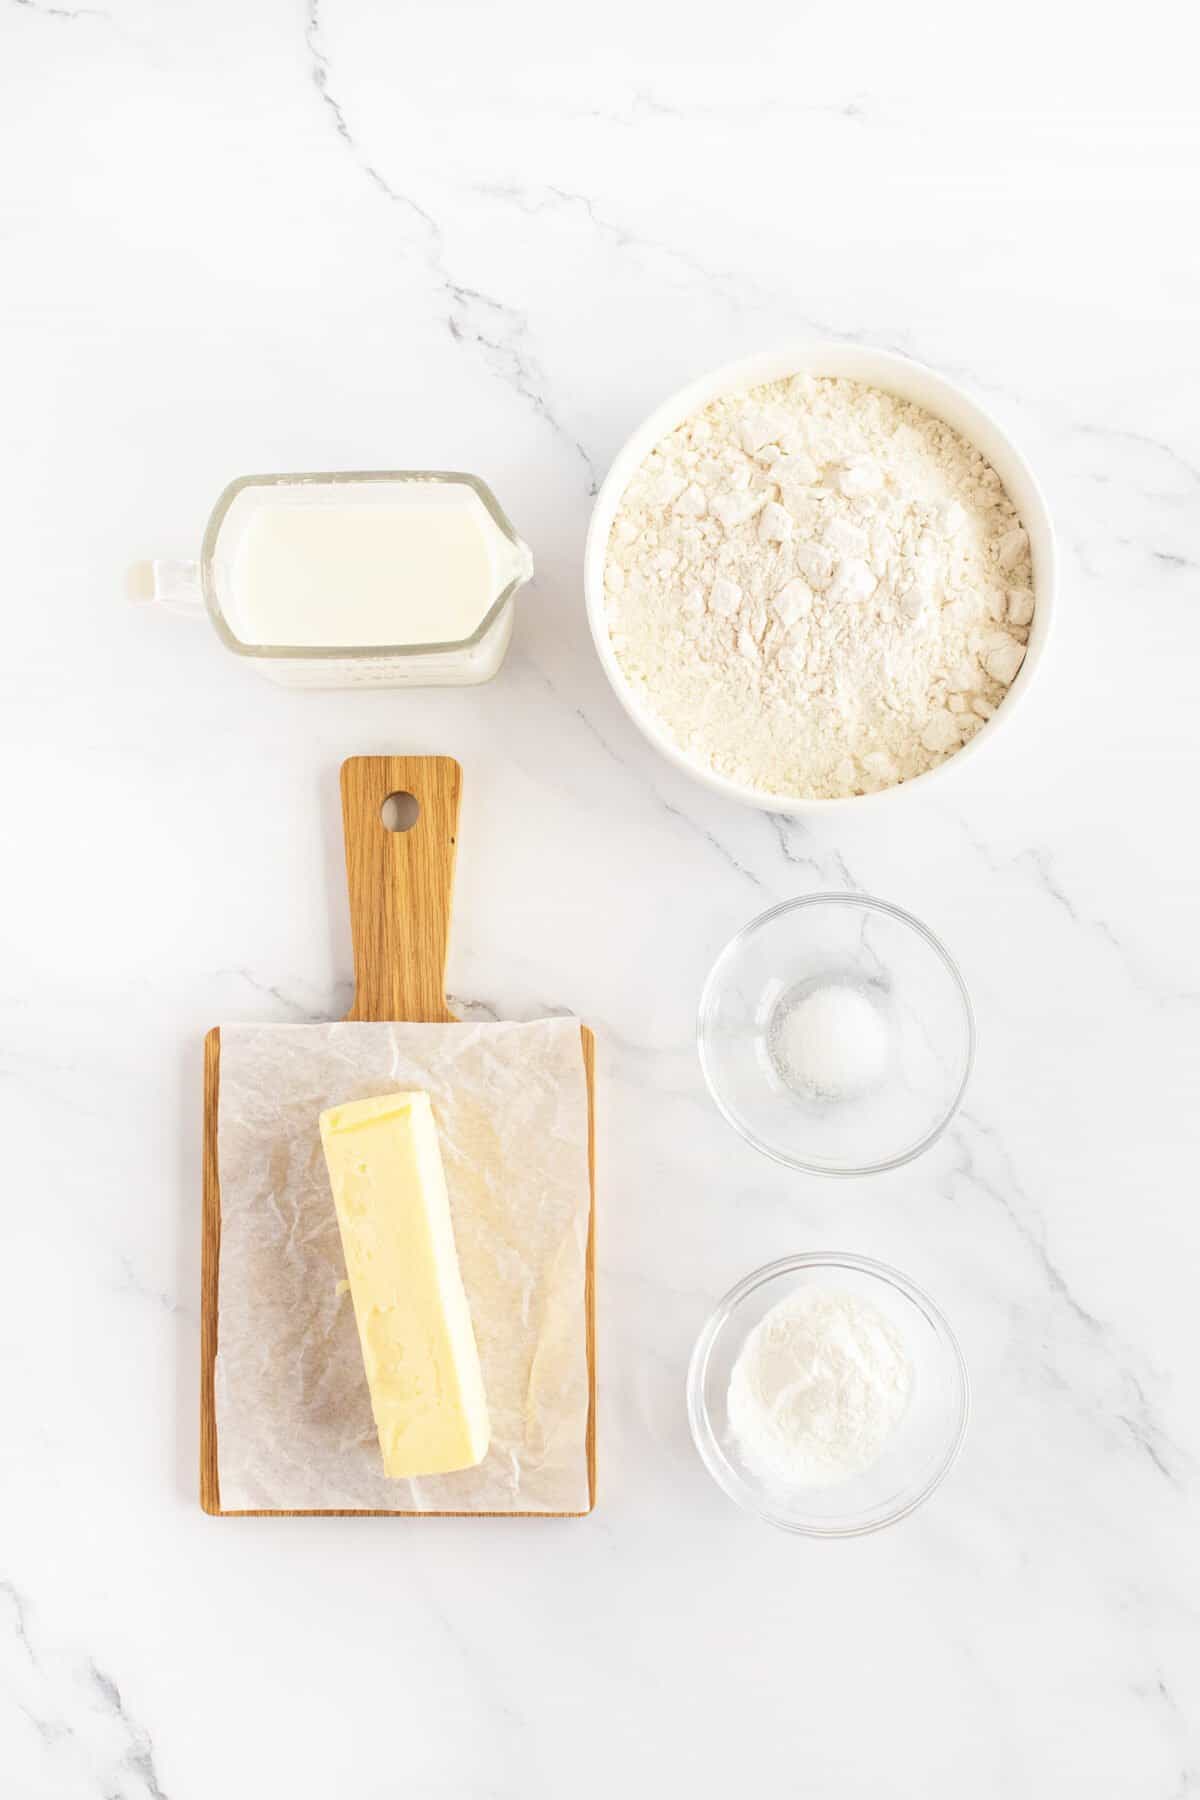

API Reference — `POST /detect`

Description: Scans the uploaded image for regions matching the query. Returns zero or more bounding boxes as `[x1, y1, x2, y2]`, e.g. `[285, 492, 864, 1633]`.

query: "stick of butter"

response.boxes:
[318, 1091, 490, 1479]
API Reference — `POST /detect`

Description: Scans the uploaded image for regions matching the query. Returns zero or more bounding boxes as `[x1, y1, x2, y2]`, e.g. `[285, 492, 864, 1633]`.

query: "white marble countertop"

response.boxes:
[3, 2, 1199, 1794]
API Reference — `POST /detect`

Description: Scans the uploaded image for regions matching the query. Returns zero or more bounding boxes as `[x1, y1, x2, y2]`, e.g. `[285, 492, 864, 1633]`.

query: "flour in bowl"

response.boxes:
[603, 375, 1035, 799]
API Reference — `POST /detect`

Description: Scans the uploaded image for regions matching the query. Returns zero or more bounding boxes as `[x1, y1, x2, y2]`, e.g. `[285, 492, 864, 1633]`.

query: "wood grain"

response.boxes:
[200, 1027, 222, 1515]
[341, 755, 460, 1026]
[201, 755, 596, 1518]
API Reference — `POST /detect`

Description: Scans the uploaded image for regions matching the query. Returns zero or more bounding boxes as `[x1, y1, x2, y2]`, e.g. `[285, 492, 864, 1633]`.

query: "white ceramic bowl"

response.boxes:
[583, 343, 1057, 813]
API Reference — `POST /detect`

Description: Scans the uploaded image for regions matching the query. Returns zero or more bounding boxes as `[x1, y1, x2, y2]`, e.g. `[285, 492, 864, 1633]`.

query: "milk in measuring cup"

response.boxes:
[137, 471, 535, 687]
[230, 484, 522, 650]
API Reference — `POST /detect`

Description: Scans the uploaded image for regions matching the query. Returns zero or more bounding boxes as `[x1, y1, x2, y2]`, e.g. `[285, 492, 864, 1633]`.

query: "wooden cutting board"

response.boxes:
[201, 754, 596, 1516]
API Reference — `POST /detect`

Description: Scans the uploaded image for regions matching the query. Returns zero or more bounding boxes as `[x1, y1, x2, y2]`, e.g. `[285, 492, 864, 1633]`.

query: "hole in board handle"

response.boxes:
[380, 792, 420, 833]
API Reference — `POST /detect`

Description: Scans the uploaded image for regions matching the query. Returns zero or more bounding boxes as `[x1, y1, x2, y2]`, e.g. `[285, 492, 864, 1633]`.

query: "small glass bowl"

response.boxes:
[688, 1253, 970, 1536]
[697, 894, 974, 1176]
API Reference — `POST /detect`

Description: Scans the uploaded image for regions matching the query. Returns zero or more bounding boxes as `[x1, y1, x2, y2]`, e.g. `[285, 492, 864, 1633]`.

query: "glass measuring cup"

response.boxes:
[130, 470, 533, 688]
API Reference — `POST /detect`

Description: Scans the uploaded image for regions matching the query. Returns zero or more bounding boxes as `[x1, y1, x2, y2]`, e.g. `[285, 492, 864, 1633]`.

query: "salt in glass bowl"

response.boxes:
[687, 1253, 970, 1536]
[697, 893, 974, 1176]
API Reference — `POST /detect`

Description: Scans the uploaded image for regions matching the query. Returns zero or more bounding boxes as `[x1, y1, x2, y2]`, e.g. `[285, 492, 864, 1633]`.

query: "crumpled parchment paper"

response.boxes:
[214, 1018, 592, 1513]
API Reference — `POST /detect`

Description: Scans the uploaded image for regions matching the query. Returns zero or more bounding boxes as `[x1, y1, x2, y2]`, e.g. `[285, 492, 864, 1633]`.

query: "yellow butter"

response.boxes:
[318, 1092, 490, 1479]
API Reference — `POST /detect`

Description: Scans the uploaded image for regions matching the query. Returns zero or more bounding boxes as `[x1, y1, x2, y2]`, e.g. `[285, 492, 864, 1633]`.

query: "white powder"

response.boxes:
[604, 374, 1035, 799]
[728, 1288, 912, 1488]
[769, 983, 890, 1100]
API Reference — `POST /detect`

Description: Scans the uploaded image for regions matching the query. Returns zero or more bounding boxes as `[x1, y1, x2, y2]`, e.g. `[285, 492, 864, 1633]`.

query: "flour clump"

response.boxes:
[604, 375, 1035, 798]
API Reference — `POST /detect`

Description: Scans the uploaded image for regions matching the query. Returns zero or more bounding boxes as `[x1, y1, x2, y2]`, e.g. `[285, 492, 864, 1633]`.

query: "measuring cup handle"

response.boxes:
[127, 559, 206, 619]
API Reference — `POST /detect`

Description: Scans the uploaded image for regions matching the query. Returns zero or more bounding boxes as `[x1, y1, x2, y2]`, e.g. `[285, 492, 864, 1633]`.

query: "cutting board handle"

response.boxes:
[340, 756, 461, 1024]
